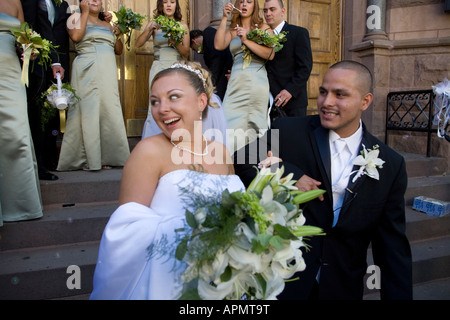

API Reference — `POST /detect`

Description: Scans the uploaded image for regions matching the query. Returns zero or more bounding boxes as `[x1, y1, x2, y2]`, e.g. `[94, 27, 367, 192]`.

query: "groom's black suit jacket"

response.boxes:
[234, 116, 413, 299]
[21, 0, 71, 78]
[266, 23, 312, 117]
[21, 0, 71, 171]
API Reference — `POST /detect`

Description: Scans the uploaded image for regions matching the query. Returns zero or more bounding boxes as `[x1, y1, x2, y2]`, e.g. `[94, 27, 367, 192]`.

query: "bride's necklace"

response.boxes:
[170, 136, 209, 156]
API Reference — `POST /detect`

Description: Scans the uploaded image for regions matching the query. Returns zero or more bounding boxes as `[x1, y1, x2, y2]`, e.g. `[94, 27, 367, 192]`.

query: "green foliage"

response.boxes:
[154, 15, 186, 48]
[114, 6, 146, 50]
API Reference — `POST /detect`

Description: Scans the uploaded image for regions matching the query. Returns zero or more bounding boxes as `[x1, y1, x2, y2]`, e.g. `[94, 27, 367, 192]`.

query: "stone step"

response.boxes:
[0, 202, 117, 251]
[0, 241, 99, 300]
[364, 235, 450, 299]
[40, 169, 123, 206]
[406, 207, 450, 243]
[405, 175, 450, 205]
[39, 154, 449, 206]
[1, 226, 449, 300]
[1, 196, 447, 253]
[401, 152, 448, 178]
[364, 277, 450, 300]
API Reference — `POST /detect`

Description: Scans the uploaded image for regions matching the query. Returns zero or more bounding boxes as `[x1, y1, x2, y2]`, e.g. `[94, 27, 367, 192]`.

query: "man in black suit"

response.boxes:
[263, 0, 312, 118]
[21, 0, 71, 180]
[234, 60, 413, 300]
[190, 27, 232, 101]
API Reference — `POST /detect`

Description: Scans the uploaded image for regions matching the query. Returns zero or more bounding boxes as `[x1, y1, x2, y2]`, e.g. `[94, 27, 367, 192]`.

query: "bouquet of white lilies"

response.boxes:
[176, 166, 325, 300]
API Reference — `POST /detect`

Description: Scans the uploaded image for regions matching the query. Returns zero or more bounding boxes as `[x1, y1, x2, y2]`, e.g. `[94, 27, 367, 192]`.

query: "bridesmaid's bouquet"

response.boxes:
[40, 79, 79, 133]
[154, 15, 186, 48]
[114, 5, 146, 50]
[175, 167, 325, 300]
[242, 26, 288, 69]
[10, 22, 58, 86]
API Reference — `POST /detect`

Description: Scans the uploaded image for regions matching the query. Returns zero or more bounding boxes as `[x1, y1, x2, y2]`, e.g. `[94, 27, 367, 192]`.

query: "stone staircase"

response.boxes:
[364, 152, 450, 300]
[0, 149, 449, 300]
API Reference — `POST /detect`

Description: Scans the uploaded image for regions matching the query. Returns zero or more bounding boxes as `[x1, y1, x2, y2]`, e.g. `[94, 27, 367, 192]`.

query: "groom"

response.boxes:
[263, 0, 312, 117]
[234, 60, 413, 300]
[21, 0, 71, 180]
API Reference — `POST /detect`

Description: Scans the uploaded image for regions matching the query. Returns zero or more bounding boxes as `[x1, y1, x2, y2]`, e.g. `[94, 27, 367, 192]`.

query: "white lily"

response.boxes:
[198, 266, 259, 300]
[352, 144, 385, 182]
[227, 245, 270, 273]
[199, 250, 229, 283]
[257, 269, 286, 300]
[271, 240, 306, 278]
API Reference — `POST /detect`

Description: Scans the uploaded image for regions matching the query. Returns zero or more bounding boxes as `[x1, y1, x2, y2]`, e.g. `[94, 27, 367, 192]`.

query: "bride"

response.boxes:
[90, 61, 245, 300]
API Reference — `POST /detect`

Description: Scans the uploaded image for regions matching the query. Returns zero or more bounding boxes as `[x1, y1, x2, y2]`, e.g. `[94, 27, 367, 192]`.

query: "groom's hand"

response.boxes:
[295, 175, 324, 201]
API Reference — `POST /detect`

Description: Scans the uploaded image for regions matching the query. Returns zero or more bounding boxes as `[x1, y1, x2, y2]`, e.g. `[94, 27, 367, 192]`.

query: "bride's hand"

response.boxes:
[258, 151, 282, 168]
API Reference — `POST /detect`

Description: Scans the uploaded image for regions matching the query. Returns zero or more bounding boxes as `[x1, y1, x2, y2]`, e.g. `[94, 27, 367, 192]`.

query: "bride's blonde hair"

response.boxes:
[151, 61, 218, 118]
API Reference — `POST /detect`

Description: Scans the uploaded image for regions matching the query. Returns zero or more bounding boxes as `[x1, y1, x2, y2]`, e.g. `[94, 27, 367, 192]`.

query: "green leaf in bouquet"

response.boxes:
[283, 202, 296, 213]
[154, 15, 186, 48]
[255, 273, 267, 298]
[114, 5, 146, 50]
[185, 210, 198, 229]
[220, 266, 232, 282]
[175, 237, 189, 261]
[179, 282, 202, 300]
[273, 190, 290, 203]
[221, 189, 237, 207]
[269, 235, 284, 249]
[251, 233, 271, 254]
[273, 224, 297, 240]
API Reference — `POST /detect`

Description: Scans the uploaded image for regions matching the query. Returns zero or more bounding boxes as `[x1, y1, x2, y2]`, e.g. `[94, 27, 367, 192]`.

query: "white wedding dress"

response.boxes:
[90, 169, 244, 300]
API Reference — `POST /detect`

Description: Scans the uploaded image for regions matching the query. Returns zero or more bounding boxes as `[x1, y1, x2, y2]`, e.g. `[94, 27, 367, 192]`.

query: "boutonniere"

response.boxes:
[55, 0, 63, 6]
[351, 144, 385, 183]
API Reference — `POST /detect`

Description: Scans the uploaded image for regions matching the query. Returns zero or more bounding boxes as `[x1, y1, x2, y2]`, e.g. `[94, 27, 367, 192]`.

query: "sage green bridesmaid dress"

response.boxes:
[141, 29, 182, 139]
[0, 13, 43, 226]
[222, 37, 270, 154]
[57, 25, 130, 171]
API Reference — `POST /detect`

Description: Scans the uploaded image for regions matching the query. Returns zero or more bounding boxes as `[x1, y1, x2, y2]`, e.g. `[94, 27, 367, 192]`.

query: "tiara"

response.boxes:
[170, 63, 207, 88]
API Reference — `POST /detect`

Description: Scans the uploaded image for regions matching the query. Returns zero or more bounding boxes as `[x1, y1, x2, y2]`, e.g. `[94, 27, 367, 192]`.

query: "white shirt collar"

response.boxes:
[273, 21, 286, 35]
[329, 121, 363, 158]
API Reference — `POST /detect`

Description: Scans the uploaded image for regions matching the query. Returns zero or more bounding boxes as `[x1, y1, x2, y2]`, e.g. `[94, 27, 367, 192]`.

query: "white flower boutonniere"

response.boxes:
[351, 144, 385, 183]
[55, 0, 63, 6]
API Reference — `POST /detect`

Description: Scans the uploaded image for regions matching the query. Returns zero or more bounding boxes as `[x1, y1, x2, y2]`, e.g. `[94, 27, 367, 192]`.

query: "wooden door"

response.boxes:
[288, 0, 342, 114]
[102, 0, 191, 136]
[257, 0, 341, 114]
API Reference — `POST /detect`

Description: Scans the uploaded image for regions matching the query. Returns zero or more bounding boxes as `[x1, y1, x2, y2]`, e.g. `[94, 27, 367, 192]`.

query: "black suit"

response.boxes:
[21, 0, 70, 172]
[266, 22, 312, 117]
[234, 116, 413, 299]
[202, 26, 233, 101]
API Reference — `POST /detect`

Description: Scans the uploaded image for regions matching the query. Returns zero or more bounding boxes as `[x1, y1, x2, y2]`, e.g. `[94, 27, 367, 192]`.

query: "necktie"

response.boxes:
[331, 139, 348, 184]
[331, 139, 350, 227]
[45, 0, 55, 26]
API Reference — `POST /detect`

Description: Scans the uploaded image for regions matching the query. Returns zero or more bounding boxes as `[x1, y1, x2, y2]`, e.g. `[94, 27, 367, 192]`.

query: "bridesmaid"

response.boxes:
[57, 0, 130, 171]
[214, 0, 275, 154]
[0, 0, 43, 225]
[135, 0, 190, 139]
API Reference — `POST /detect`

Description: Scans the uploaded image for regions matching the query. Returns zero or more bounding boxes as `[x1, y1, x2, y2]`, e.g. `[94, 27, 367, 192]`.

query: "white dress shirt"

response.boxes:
[272, 20, 286, 35]
[329, 122, 363, 227]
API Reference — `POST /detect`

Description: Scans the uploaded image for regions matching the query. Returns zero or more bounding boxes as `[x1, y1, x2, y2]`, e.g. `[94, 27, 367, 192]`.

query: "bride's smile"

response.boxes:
[150, 74, 206, 137]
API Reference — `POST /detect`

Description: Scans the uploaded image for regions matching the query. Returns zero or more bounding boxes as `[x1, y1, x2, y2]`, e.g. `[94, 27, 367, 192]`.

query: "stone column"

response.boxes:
[363, 0, 388, 41]
[210, 0, 229, 27]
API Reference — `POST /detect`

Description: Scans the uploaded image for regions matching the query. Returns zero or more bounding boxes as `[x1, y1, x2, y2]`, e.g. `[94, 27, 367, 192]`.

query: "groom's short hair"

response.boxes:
[265, 0, 284, 9]
[330, 60, 373, 95]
